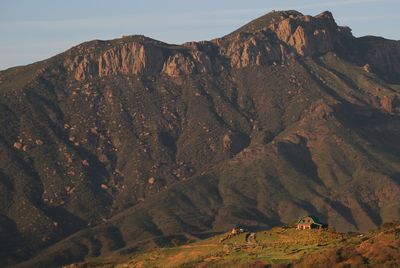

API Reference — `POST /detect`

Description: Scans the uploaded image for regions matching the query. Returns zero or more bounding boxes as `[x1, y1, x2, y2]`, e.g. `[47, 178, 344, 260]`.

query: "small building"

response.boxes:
[296, 216, 327, 230]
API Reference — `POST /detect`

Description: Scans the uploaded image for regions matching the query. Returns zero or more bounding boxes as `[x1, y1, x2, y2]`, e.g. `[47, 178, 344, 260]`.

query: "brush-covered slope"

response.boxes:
[1, 10, 400, 267]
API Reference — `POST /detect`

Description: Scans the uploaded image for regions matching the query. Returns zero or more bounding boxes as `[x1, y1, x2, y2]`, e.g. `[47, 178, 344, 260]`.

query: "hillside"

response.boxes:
[66, 222, 400, 267]
[1, 10, 400, 267]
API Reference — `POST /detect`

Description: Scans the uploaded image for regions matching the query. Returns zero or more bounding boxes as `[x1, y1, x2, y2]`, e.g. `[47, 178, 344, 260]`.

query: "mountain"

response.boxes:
[1, 10, 400, 267]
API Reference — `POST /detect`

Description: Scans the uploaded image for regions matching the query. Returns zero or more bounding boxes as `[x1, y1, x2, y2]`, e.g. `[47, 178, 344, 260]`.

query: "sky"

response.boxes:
[0, 0, 399, 70]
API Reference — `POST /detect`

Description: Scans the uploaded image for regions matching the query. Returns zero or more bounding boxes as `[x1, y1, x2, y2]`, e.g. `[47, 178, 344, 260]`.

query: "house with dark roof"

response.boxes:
[296, 216, 327, 230]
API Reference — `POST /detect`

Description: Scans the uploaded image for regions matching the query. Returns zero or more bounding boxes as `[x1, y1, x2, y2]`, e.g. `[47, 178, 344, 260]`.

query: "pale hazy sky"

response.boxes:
[1, 0, 399, 70]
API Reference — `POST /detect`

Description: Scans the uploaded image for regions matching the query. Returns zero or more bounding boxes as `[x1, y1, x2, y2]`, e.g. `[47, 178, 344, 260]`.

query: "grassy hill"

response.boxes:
[66, 222, 400, 267]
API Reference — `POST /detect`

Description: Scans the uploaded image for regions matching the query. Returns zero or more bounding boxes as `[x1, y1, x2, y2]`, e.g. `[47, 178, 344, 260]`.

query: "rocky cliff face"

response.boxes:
[63, 38, 224, 81]
[216, 32, 286, 68]
[62, 11, 357, 82]
[64, 38, 165, 80]
[216, 10, 352, 66]
[269, 11, 351, 56]
[98, 42, 164, 77]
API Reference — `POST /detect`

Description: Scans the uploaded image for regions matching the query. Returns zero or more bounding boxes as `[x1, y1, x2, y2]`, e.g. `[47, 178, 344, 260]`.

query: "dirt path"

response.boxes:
[180, 243, 219, 248]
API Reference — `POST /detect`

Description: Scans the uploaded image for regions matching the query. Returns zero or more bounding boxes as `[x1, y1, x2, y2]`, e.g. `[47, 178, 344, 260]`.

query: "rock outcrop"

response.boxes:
[70, 54, 98, 81]
[162, 53, 196, 77]
[268, 11, 351, 56]
[99, 42, 164, 77]
[213, 10, 354, 70]
[64, 39, 225, 80]
[217, 32, 285, 68]
[223, 132, 250, 155]
[380, 95, 400, 113]
[63, 10, 400, 85]
[64, 40, 165, 81]
[59, 10, 400, 85]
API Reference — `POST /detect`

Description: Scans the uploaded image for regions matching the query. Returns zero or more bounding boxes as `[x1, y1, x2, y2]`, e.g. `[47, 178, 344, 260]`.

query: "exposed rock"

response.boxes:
[162, 53, 195, 76]
[214, 10, 353, 69]
[35, 139, 44, 145]
[220, 33, 285, 68]
[380, 96, 392, 113]
[99, 42, 164, 77]
[13, 142, 22, 150]
[66, 186, 75, 195]
[65, 40, 164, 81]
[190, 49, 214, 73]
[283, 134, 303, 145]
[90, 127, 98, 135]
[73, 55, 97, 81]
[223, 132, 251, 155]
[63, 11, 356, 80]
[363, 63, 372, 73]
[98, 154, 108, 163]
[380, 95, 400, 113]
[310, 102, 334, 120]
[148, 177, 156, 184]
[269, 11, 347, 56]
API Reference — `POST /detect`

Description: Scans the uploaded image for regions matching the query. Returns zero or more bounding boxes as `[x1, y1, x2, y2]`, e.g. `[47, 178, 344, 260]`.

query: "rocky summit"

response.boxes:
[1, 10, 400, 267]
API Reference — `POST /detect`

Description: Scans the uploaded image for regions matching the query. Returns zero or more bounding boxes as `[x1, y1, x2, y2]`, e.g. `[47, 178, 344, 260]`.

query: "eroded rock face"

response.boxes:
[64, 40, 164, 81]
[219, 33, 285, 68]
[162, 53, 196, 77]
[65, 40, 225, 80]
[162, 42, 224, 76]
[63, 10, 398, 84]
[63, 11, 356, 81]
[99, 42, 164, 77]
[214, 10, 352, 69]
[269, 11, 349, 56]
[68, 54, 98, 81]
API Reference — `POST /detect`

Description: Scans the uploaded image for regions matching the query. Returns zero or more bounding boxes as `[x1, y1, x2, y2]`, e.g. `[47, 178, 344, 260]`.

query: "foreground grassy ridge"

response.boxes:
[115, 227, 351, 267]
[106, 223, 400, 268]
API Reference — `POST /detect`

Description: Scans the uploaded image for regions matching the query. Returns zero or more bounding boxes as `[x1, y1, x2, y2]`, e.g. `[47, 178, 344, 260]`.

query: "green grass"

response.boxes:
[115, 227, 352, 267]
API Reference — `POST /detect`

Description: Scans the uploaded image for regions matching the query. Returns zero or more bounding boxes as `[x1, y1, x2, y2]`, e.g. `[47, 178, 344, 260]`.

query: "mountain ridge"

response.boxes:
[1, 10, 400, 267]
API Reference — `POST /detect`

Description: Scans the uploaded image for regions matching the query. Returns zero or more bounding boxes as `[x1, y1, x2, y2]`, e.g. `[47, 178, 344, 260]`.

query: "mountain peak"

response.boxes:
[225, 10, 303, 37]
[223, 10, 351, 56]
[315, 10, 334, 19]
[226, 10, 338, 35]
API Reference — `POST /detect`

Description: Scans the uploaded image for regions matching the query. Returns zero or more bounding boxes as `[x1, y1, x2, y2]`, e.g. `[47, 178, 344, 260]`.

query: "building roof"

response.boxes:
[297, 215, 323, 225]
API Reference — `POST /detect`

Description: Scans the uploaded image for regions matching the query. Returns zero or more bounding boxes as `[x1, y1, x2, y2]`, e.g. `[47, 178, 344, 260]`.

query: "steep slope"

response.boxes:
[1, 10, 400, 267]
